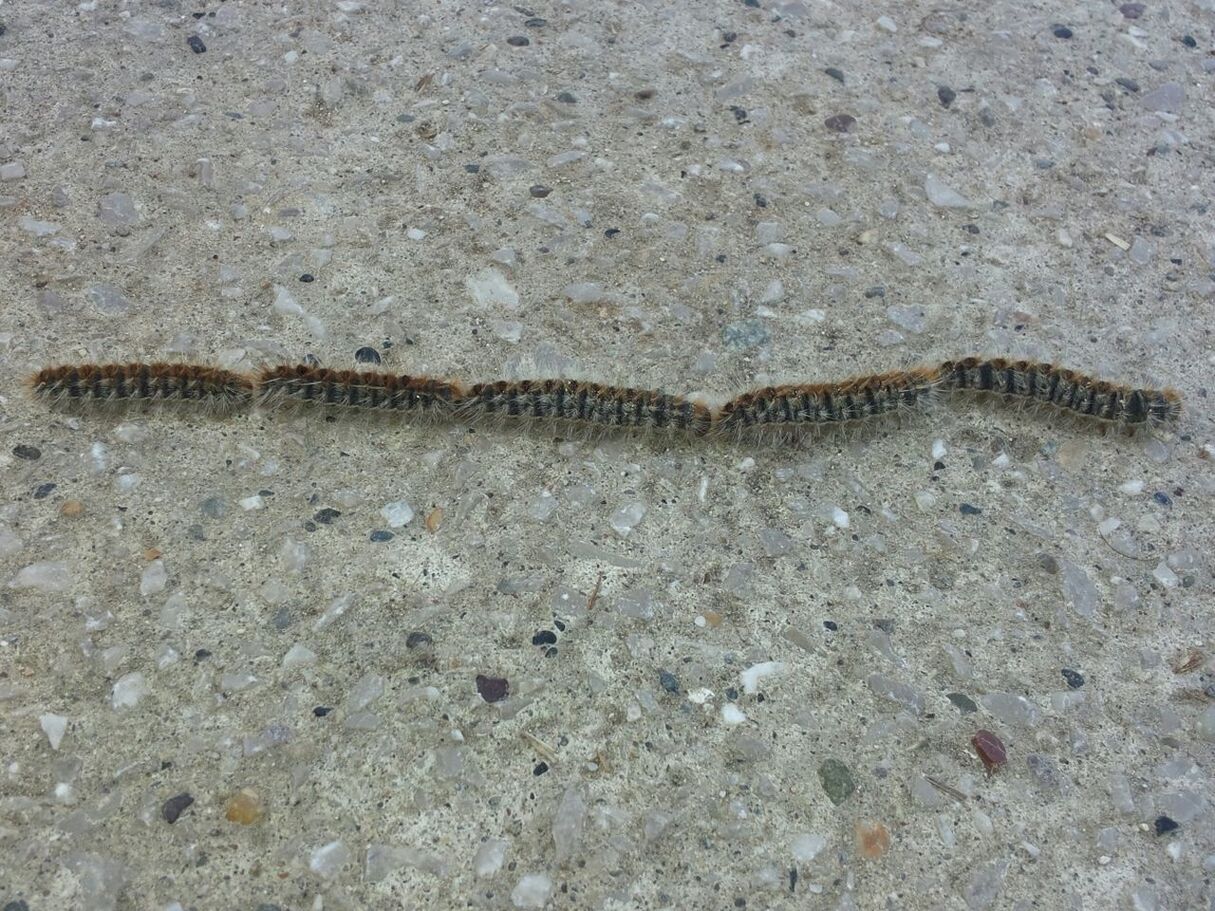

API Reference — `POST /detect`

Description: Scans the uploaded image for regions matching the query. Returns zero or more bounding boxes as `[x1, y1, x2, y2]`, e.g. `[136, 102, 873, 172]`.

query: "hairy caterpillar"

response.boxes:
[27, 363, 254, 412]
[25, 358, 1182, 437]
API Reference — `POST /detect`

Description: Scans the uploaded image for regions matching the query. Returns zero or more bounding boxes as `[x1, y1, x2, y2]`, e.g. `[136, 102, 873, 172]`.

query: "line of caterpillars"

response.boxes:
[28, 357, 1182, 436]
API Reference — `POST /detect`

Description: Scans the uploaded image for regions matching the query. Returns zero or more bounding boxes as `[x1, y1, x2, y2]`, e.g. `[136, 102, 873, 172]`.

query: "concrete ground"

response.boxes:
[1, 1, 1213, 909]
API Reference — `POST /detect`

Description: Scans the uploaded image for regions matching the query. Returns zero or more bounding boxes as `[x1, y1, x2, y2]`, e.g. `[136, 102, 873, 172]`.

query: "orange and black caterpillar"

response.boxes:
[27, 357, 1182, 435]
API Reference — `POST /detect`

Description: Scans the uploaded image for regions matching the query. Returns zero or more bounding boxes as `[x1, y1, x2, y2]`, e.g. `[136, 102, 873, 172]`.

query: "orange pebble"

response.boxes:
[855, 821, 891, 859]
[60, 500, 84, 517]
[224, 788, 266, 825]
[425, 507, 444, 533]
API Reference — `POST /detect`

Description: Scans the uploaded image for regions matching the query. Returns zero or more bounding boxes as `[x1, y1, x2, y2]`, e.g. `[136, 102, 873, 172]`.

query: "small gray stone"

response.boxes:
[1140, 82, 1184, 113]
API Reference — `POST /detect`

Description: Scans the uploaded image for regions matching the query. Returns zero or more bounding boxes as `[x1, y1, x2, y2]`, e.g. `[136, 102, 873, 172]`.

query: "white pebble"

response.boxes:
[876, 15, 897, 32]
[111, 672, 149, 710]
[473, 838, 509, 877]
[381, 499, 415, 528]
[239, 495, 265, 511]
[140, 560, 167, 596]
[406, 227, 427, 240]
[1119, 479, 1145, 495]
[831, 507, 850, 529]
[40, 713, 68, 749]
[721, 703, 747, 725]
[740, 661, 786, 695]
[610, 502, 647, 537]
[466, 268, 519, 309]
[309, 840, 350, 879]
[9, 561, 72, 593]
[791, 833, 828, 863]
[282, 643, 318, 668]
[932, 439, 947, 460]
[511, 873, 553, 908]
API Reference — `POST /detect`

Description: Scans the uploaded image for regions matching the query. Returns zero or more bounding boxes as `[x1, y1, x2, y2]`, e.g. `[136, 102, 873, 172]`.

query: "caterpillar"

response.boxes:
[26, 362, 254, 412]
[25, 358, 1182, 437]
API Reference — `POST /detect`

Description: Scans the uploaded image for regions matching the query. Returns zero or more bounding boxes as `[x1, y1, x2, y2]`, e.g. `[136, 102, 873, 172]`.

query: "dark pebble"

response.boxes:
[959, 503, 982, 515]
[745, 0, 760, 6]
[464, 163, 481, 173]
[194, 648, 212, 662]
[531, 630, 558, 646]
[824, 113, 856, 133]
[162, 792, 194, 824]
[1061, 668, 1085, 689]
[524, 17, 547, 27]
[299, 273, 315, 282]
[303, 521, 318, 532]
[947, 692, 978, 714]
[1119, 2, 1145, 17]
[963, 223, 980, 234]
[313, 508, 342, 524]
[824, 67, 845, 84]
[979, 108, 997, 127]
[604, 228, 621, 238]
[406, 631, 433, 649]
[255, 906, 283, 911]
[369, 530, 394, 542]
[33, 483, 56, 499]
[659, 670, 681, 693]
[725, 687, 739, 701]
[506, 35, 529, 46]
[634, 88, 656, 100]
[555, 91, 577, 104]
[1115, 77, 1140, 92]
[13, 444, 40, 461]
[529, 184, 552, 198]
[4, 902, 30, 911]
[272, 607, 293, 630]
[972, 730, 1008, 773]
[937, 85, 956, 108]
[864, 286, 885, 299]
[730, 106, 748, 122]
[933, 460, 946, 471]
[533, 761, 549, 775]
[1153, 491, 1172, 507]
[476, 674, 510, 703]
[1181, 35, 1196, 48]
[313, 705, 332, 717]
[1154, 815, 1179, 836]
[187, 35, 206, 54]
[753, 193, 767, 208]
[354, 346, 381, 364]
[1053, 25, 1073, 39]
[822, 619, 838, 631]
[199, 496, 226, 519]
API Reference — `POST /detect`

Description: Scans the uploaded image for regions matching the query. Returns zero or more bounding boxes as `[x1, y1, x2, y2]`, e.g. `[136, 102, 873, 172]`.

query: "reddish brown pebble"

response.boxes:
[425, 507, 444, 533]
[855, 821, 891, 858]
[476, 674, 509, 703]
[972, 729, 1007, 773]
[824, 113, 857, 133]
[60, 499, 84, 517]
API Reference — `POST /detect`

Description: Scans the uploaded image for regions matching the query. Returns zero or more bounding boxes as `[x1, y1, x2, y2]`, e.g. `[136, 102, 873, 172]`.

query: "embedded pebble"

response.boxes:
[140, 560, 167, 596]
[380, 500, 415, 528]
[818, 759, 856, 805]
[741, 661, 786, 694]
[610, 502, 647, 537]
[40, 713, 68, 749]
[1140, 82, 1184, 113]
[980, 692, 1041, 727]
[9, 561, 72, 592]
[924, 175, 972, 208]
[466, 269, 519, 309]
[310, 841, 350, 878]
[474, 838, 509, 877]
[111, 672, 149, 709]
[512, 873, 553, 908]
[86, 283, 133, 315]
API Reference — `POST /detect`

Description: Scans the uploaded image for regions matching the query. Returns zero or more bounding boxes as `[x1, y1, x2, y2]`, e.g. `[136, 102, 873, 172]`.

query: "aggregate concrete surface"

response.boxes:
[1, 1, 1213, 909]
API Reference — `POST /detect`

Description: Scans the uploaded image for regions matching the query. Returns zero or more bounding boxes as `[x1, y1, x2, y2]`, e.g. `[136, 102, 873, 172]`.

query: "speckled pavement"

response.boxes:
[1, 2, 1213, 909]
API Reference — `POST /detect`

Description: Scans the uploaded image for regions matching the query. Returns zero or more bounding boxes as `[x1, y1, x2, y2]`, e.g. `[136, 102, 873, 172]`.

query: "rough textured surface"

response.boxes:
[2, 2, 1213, 909]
